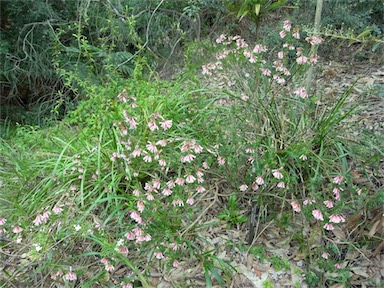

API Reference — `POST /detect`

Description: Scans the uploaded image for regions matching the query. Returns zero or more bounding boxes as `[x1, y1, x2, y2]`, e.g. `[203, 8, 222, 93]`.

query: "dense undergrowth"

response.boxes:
[1, 3, 383, 287]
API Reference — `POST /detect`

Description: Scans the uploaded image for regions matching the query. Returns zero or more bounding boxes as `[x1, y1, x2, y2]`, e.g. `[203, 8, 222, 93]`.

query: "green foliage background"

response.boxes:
[1, 0, 382, 125]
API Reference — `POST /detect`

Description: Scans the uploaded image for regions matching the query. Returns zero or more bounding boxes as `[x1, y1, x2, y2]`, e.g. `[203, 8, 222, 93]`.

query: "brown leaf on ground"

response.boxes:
[373, 240, 384, 257]
[329, 284, 347, 288]
[332, 226, 347, 240]
[350, 266, 370, 278]
[346, 211, 364, 230]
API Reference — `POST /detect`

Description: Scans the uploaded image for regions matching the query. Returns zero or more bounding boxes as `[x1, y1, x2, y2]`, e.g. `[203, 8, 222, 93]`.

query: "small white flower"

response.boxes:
[33, 243, 42, 252]
[299, 154, 307, 161]
[116, 238, 124, 246]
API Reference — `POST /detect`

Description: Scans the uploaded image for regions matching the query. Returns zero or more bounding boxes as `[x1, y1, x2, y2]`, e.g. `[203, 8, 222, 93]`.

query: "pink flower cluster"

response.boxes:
[294, 87, 308, 99]
[205, 20, 320, 95]
[239, 163, 287, 193]
[305, 35, 324, 46]
[100, 258, 115, 272]
[51, 270, 77, 282]
[109, 90, 210, 269]
[291, 175, 351, 232]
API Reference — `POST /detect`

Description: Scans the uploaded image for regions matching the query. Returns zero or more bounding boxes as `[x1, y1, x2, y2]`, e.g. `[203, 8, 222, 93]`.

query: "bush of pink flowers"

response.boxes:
[0, 83, 225, 286]
[200, 20, 366, 280]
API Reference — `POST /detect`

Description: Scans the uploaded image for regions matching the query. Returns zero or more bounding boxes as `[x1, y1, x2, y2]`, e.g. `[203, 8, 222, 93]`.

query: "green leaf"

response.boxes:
[64, 46, 81, 53]
[204, 262, 213, 288]
[237, 216, 248, 223]
[237, 10, 250, 21]
[268, 0, 288, 11]
[204, 260, 225, 287]
[209, 264, 225, 286]
[218, 214, 229, 220]
[357, 27, 373, 39]
[228, 194, 236, 209]
[255, 4, 261, 15]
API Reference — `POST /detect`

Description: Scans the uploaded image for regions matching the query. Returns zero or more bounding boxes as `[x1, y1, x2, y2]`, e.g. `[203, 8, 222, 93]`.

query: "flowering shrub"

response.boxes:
[200, 20, 366, 282]
[106, 89, 211, 270]
[201, 20, 329, 192]
[203, 20, 321, 88]
[0, 82, 223, 286]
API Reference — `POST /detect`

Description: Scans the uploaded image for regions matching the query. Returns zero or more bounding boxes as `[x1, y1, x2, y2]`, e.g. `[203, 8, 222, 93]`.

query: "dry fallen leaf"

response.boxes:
[253, 268, 262, 278]
[246, 253, 254, 269]
[373, 240, 384, 257]
[157, 280, 172, 288]
[368, 220, 381, 238]
[344, 249, 359, 260]
[166, 264, 201, 282]
[332, 226, 347, 240]
[329, 284, 347, 288]
[346, 212, 363, 230]
[149, 276, 160, 287]
[350, 266, 370, 278]
[237, 263, 269, 287]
